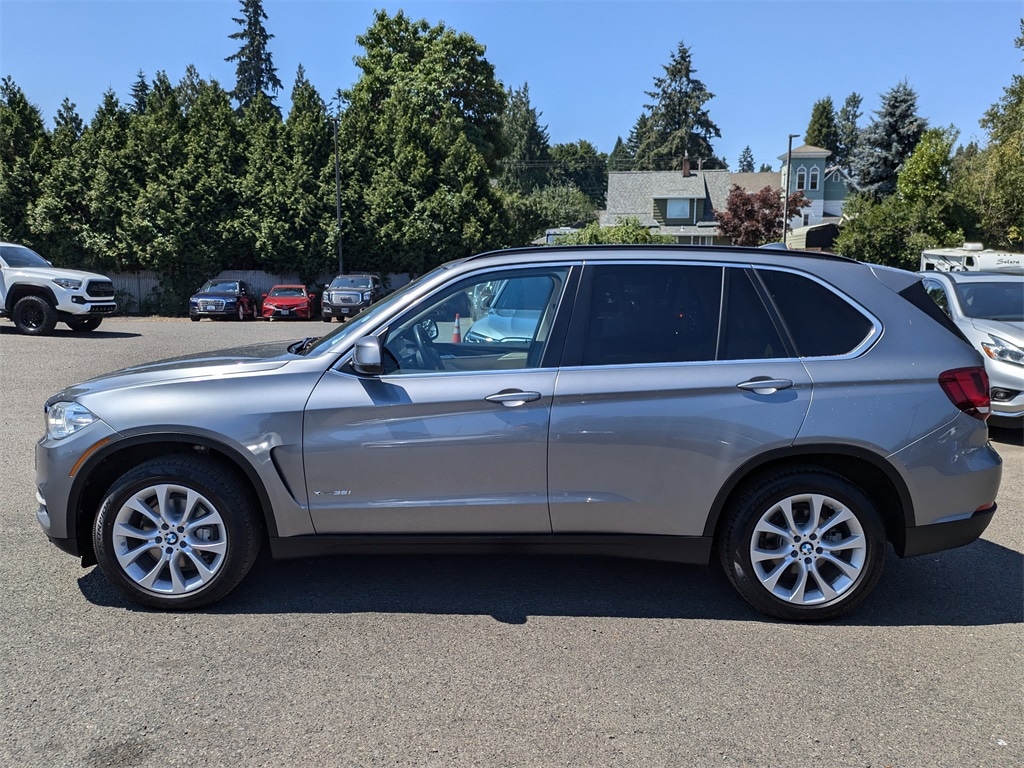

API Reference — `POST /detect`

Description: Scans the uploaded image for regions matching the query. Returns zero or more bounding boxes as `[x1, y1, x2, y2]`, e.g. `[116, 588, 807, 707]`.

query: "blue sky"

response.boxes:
[1, 0, 1019, 170]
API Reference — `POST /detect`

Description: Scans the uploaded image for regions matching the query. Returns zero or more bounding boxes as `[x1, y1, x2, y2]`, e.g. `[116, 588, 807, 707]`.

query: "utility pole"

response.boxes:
[332, 114, 344, 276]
[782, 134, 799, 246]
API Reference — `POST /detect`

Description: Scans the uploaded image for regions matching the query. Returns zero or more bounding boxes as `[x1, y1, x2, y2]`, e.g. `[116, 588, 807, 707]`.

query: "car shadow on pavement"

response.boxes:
[77, 539, 1022, 626]
[0, 327, 141, 339]
[989, 425, 1023, 447]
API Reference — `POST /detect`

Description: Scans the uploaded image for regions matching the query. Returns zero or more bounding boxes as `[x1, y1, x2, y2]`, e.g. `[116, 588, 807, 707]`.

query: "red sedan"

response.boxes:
[260, 285, 319, 320]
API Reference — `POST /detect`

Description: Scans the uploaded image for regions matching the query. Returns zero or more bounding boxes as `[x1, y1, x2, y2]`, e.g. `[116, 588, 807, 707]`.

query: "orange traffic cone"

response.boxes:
[452, 313, 462, 343]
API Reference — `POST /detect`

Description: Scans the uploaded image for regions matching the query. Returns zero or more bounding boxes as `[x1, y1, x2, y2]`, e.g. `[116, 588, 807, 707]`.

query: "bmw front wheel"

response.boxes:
[93, 457, 260, 609]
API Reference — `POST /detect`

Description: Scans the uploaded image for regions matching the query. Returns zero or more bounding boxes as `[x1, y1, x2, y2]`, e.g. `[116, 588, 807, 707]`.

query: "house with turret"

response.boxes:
[599, 143, 853, 248]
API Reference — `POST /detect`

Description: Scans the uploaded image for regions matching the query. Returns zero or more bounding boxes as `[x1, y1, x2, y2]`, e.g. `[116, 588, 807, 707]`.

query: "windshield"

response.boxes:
[269, 286, 304, 297]
[954, 281, 1024, 321]
[301, 266, 449, 356]
[330, 276, 373, 289]
[201, 280, 239, 293]
[0, 244, 50, 268]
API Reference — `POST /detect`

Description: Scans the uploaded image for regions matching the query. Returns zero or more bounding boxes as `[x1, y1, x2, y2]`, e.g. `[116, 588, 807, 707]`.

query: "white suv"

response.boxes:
[0, 242, 117, 334]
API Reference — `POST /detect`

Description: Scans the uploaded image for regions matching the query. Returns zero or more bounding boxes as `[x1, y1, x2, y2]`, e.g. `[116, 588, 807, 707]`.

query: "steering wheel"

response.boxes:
[412, 321, 445, 370]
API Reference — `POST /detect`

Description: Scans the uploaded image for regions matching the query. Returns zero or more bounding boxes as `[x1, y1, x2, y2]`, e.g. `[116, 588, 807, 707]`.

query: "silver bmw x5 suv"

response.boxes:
[36, 245, 1002, 620]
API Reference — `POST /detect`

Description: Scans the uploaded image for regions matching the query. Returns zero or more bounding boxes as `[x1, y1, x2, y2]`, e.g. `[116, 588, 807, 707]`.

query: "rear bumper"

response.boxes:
[901, 505, 996, 557]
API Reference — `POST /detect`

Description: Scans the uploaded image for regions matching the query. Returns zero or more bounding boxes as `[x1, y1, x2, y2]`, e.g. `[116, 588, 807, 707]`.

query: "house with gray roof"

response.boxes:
[600, 146, 852, 245]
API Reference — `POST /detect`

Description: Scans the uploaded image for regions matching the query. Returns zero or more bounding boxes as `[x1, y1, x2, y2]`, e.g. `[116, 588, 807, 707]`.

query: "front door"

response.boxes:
[302, 264, 575, 534]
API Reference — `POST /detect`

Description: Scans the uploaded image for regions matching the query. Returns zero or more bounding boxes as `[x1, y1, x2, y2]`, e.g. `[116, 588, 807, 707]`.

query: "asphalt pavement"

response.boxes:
[1, 317, 1021, 767]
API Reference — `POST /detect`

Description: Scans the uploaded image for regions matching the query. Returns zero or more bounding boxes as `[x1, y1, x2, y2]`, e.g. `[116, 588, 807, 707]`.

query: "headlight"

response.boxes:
[52, 277, 82, 290]
[362, 292, 372, 301]
[46, 401, 97, 440]
[982, 335, 1024, 367]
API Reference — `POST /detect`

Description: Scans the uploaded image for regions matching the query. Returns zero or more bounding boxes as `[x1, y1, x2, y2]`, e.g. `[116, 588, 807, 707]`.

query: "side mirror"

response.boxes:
[352, 336, 384, 376]
[262, 293, 268, 299]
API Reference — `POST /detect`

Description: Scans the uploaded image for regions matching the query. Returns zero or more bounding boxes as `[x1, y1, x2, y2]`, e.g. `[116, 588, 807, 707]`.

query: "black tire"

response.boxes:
[719, 467, 885, 621]
[12, 294, 58, 335]
[190, 316, 201, 322]
[65, 317, 103, 332]
[93, 457, 261, 610]
[235, 304, 245, 321]
[322, 316, 332, 323]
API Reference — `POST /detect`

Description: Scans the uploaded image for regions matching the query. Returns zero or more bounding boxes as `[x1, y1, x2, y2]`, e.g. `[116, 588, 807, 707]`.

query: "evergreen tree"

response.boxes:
[237, 92, 288, 270]
[171, 73, 248, 307]
[0, 76, 49, 244]
[834, 92, 862, 172]
[634, 41, 722, 170]
[737, 145, 755, 173]
[27, 98, 90, 266]
[497, 83, 552, 196]
[129, 70, 150, 114]
[608, 136, 632, 171]
[79, 90, 140, 272]
[550, 140, 606, 206]
[279, 65, 334, 282]
[758, 163, 773, 172]
[225, 0, 283, 112]
[850, 81, 927, 199]
[804, 96, 840, 158]
[339, 10, 506, 274]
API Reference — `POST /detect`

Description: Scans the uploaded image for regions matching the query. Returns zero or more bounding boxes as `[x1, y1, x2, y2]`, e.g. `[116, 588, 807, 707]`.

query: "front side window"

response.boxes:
[380, 267, 571, 374]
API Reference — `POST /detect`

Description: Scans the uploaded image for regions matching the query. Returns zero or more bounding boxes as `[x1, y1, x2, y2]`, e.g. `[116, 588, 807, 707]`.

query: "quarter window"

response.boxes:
[757, 269, 873, 357]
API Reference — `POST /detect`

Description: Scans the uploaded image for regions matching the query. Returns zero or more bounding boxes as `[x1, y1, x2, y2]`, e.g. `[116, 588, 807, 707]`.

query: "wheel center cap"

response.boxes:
[165, 532, 179, 545]
[800, 542, 814, 556]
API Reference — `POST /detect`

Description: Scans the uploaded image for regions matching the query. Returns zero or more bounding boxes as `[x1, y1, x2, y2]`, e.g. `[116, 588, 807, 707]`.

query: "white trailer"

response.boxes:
[920, 242, 1024, 273]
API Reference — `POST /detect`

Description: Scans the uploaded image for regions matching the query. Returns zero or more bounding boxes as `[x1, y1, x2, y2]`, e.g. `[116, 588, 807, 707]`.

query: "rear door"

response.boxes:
[548, 261, 812, 537]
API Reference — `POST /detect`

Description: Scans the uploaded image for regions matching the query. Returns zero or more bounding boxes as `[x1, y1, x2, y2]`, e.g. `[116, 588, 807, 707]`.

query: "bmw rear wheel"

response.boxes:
[720, 468, 885, 621]
[93, 457, 260, 609]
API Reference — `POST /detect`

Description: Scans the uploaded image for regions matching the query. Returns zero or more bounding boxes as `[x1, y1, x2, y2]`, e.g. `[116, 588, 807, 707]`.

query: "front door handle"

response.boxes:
[485, 389, 542, 407]
[736, 378, 794, 395]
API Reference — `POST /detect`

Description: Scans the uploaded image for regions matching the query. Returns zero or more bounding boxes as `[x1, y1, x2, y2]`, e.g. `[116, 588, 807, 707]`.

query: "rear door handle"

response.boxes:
[736, 378, 794, 395]
[485, 390, 542, 407]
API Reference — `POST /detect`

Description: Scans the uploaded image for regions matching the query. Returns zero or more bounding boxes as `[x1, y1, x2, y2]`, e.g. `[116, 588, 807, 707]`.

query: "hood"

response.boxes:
[263, 295, 309, 305]
[51, 340, 296, 403]
[8, 265, 110, 282]
[970, 318, 1024, 344]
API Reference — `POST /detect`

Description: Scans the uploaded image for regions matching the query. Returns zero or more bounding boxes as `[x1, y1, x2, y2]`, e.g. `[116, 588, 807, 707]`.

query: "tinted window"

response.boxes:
[718, 269, 788, 360]
[0, 244, 49, 268]
[581, 264, 721, 365]
[953, 281, 1024, 321]
[757, 269, 872, 357]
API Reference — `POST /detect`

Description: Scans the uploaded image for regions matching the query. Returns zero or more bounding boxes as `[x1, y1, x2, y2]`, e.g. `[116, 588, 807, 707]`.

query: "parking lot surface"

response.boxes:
[1, 317, 1021, 767]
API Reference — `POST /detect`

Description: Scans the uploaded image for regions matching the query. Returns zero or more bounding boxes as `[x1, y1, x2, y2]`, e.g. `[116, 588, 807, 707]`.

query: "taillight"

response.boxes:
[939, 367, 991, 421]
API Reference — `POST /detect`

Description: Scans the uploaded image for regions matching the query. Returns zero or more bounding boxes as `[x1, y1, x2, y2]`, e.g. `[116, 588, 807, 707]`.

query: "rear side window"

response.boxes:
[581, 264, 722, 365]
[757, 269, 873, 357]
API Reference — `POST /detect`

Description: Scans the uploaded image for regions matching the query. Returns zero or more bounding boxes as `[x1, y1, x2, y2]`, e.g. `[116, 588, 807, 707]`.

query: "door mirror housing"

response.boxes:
[352, 336, 384, 376]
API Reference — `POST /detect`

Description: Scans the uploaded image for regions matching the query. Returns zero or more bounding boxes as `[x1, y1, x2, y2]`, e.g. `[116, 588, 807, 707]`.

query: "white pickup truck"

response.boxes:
[0, 242, 117, 335]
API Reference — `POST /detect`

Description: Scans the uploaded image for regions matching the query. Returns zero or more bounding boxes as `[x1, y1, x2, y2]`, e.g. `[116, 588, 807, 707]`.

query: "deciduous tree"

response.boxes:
[715, 185, 809, 247]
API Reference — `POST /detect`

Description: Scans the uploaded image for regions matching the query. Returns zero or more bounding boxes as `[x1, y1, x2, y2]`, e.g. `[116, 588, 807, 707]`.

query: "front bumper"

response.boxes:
[322, 301, 369, 319]
[262, 306, 310, 319]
